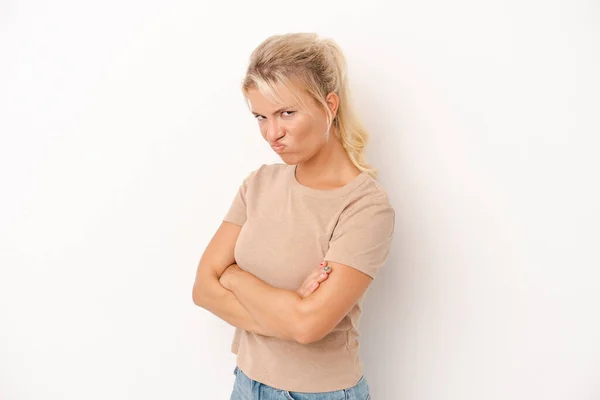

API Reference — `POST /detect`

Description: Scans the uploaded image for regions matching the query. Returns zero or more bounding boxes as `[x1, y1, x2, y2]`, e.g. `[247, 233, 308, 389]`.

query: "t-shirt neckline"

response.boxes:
[289, 164, 370, 198]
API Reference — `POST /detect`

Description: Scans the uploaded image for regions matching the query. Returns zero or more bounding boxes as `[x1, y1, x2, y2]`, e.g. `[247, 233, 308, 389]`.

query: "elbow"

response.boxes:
[292, 308, 326, 345]
[294, 324, 326, 345]
[192, 283, 208, 308]
[192, 270, 219, 308]
[192, 288, 203, 307]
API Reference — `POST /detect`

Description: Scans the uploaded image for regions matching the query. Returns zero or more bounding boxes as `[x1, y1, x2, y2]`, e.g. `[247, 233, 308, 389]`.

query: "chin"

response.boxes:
[278, 153, 299, 165]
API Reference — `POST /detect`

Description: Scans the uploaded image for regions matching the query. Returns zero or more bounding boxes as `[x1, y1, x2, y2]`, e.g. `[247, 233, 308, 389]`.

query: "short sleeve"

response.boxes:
[324, 196, 395, 279]
[222, 168, 260, 226]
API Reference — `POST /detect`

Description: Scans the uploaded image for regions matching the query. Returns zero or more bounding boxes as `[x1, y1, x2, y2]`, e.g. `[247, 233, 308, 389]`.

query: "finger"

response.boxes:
[306, 281, 320, 296]
[299, 281, 318, 298]
[309, 269, 323, 280]
[307, 268, 327, 283]
[297, 286, 309, 298]
[316, 271, 329, 283]
[300, 278, 317, 296]
[319, 261, 331, 272]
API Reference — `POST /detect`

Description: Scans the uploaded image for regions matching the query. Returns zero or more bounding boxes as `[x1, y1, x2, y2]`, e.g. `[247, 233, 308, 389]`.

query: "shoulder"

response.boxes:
[326, 175, 396, 278]
[348, 174, 395, 214]
[335, 175, 395, 233]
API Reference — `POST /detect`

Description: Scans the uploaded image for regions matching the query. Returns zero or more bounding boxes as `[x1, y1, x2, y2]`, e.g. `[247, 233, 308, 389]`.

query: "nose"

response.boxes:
[264, 118, 284, 143]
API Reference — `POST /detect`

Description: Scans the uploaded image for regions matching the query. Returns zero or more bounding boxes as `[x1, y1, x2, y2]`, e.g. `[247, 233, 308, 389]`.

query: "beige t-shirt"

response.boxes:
[223, 163, 395, 393]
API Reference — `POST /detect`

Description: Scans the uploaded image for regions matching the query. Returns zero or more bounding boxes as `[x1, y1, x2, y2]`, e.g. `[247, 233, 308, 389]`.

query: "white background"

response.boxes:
[1, 1, 599, 399]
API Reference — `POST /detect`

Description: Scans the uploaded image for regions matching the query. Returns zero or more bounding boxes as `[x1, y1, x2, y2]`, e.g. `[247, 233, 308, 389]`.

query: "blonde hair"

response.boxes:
[240, 33, 377, 178]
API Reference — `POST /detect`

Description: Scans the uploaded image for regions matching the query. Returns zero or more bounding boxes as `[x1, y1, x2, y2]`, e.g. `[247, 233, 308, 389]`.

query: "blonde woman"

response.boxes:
[193, 33, 395, 400]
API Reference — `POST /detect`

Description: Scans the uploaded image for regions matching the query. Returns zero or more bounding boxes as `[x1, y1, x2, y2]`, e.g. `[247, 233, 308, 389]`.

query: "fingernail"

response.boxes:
[320, 261, 326, 267]
[320, 272, 327, 277]
[323, 266, 331, 272]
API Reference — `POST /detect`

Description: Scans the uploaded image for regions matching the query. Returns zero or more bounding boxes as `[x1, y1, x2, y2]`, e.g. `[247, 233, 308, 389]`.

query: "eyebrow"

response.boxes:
[251, 106, 295, 117]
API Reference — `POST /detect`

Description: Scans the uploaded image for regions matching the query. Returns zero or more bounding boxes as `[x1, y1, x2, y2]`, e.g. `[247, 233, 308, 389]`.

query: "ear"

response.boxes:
[325, 92, 339, 121]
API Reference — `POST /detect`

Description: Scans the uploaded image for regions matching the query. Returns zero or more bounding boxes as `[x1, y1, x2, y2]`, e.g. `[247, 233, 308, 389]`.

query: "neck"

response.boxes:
[295, 134, 361, 189]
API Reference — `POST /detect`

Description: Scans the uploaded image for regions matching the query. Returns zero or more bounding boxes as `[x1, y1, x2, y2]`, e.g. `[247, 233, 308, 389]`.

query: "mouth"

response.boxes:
[271, 144, 286, 153]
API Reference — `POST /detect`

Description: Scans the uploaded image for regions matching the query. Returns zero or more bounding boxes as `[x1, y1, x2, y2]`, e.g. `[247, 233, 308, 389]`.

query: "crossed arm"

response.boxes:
[192, 221, 373, 344]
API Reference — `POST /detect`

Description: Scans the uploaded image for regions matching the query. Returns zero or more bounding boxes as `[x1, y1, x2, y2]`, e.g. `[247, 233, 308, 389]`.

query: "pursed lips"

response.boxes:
[271, 143, 286, 152]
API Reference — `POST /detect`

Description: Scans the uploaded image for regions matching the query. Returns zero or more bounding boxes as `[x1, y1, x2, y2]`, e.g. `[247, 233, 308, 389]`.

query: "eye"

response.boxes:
[254, 111, 295, 120]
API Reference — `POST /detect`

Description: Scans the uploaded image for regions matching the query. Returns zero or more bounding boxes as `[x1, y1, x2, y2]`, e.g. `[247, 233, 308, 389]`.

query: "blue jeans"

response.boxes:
[230, 366, 371, 400]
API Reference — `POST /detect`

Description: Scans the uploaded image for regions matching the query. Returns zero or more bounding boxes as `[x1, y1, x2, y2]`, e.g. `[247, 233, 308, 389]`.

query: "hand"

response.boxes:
[296, 261, 332, 298]
[219, 264, 242, 290]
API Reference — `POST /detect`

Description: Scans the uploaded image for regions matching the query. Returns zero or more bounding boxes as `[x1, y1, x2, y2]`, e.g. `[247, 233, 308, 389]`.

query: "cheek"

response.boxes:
[258, 122, 268, 139]
[289, 119, 315, 141]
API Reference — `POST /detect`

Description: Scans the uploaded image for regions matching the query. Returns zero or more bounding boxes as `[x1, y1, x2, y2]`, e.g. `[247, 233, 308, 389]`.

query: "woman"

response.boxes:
[192, 32, 395, 400]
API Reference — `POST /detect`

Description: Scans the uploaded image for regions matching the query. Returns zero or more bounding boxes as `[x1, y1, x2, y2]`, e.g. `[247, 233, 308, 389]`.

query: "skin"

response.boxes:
[297, 261, 332, 298]
[248, 77, 362, 190]
[192, 78, 373, 344]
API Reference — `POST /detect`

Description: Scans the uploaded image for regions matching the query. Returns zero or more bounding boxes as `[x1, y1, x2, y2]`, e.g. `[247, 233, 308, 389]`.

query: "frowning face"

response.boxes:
[246, 80, 337, 165]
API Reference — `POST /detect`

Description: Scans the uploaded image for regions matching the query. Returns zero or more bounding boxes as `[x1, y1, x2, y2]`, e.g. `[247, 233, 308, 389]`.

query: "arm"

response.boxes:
[192, 221, 278, 337]
[221, 261, 372, 344]
[219, 265, 304, 342]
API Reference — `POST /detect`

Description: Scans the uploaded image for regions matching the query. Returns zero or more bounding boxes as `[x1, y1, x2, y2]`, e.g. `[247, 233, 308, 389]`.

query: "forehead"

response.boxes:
[247, 80, 311, 112]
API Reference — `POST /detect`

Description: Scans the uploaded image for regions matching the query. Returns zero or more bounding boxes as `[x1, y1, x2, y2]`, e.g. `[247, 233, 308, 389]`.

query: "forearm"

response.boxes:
[227, 268, 305, 342]
[193, 272, 274, 337]
[198, 284, 268, 335]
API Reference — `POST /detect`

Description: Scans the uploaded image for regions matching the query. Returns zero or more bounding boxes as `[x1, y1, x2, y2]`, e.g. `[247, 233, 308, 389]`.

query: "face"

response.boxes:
[246, 80, 338, 164]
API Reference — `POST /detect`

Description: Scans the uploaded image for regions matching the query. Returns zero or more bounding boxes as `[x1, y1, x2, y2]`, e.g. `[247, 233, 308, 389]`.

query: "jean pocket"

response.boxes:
[283, 391, 295, 400]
